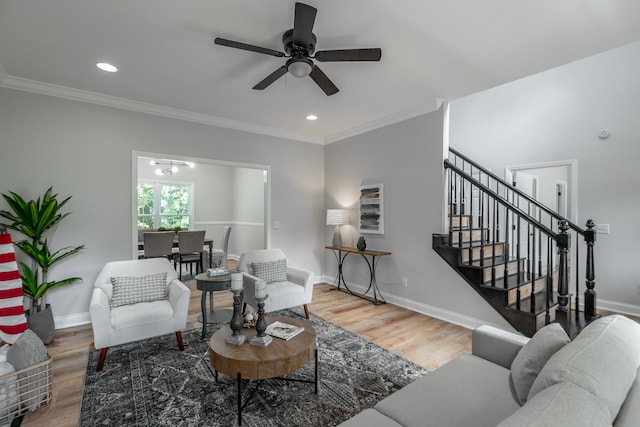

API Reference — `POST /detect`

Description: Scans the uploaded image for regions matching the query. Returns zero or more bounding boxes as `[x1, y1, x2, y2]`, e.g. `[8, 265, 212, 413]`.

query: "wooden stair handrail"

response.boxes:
[444, 159, 557, 239]
[448, 147, 586, 236]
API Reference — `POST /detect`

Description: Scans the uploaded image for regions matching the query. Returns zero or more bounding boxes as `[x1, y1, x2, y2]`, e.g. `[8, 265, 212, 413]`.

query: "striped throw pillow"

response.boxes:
[110, 272, 167, 308]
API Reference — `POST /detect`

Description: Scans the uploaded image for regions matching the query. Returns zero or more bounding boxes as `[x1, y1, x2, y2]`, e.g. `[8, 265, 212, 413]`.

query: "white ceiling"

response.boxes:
[1, 0, 640, 144]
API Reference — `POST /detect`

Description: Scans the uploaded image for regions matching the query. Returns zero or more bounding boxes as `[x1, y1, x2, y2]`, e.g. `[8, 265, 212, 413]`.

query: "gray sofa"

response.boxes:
[339, 314, 640, 427]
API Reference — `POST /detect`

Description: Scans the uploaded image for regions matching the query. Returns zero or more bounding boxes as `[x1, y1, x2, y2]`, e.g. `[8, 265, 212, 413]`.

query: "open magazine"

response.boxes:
[266, 321, 304, 340]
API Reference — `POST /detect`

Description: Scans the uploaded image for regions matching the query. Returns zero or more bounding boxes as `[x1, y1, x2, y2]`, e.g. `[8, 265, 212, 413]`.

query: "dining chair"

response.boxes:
[210, 226, 231, 269]
[142, 231, 175, 260]
[174, 230, 206, 279]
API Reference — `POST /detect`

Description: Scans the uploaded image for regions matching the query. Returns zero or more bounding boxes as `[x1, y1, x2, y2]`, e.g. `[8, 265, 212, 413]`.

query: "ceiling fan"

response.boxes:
[214, 2, 382, 96]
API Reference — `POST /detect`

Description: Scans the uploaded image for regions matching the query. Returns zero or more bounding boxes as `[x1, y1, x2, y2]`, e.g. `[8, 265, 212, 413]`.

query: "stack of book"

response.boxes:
[207, 268, 228, 277]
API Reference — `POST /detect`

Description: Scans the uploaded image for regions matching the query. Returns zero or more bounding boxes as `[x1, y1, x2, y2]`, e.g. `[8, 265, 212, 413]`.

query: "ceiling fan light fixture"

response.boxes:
[287, 58, 313, 78]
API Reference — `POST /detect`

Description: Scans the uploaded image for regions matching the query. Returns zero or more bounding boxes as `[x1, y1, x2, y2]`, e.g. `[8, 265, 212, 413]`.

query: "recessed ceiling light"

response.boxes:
[96, 62, 118, 73]
[306, 114, 318, 121]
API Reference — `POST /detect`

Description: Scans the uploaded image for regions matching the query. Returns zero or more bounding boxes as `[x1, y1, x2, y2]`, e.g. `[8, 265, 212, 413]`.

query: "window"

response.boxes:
[137, 181, 194, 229]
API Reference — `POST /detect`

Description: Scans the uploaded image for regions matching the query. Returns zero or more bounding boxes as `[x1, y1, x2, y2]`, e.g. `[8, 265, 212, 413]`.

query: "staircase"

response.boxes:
[433, 148, 599, 338]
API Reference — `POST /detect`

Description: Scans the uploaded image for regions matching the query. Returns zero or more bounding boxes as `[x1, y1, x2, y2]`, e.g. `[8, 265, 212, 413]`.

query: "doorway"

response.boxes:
[132, 151, 271, 260]
[505, 159, 577, 223]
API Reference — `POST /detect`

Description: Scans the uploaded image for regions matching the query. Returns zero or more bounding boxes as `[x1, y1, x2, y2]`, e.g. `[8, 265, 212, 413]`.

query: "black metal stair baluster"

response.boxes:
[503, 205, 510, 289]
[545, 236, 552, 325]
[479, 189, 485, 266]
[574, 233, 580, 318]
[458, 172, 464, 248]
[516, 216, 521, 310]
[526, 203, 532, 281]
[530, 226, 536, 314]
[491, 198, 497, 286]
[448, 169, 454, 246]
[538, 209, 543, 278]
[468, 175, 474, 264]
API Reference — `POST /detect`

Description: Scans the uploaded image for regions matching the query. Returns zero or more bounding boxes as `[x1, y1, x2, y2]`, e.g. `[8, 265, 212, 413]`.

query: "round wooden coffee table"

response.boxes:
[209, 316, 317, 425]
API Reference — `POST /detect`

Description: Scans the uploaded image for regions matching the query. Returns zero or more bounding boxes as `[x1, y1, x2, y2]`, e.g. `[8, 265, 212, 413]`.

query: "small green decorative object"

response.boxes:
[356, 236, 367, 251]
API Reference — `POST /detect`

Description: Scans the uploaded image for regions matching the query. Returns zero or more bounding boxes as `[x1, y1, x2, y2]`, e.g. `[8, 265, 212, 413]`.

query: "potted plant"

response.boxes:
[0, 187, 85, 344]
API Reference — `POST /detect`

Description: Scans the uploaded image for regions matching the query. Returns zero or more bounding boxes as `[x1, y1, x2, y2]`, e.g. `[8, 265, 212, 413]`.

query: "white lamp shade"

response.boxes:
[326, 209, 348, 225]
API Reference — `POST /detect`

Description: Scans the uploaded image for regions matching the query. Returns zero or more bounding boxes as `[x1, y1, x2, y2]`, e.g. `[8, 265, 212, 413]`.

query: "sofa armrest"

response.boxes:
[286, 266, 312, 287]
[167, 279, 190, 311]
[472, 325, 529, 369]
[89, 288, 112, 349]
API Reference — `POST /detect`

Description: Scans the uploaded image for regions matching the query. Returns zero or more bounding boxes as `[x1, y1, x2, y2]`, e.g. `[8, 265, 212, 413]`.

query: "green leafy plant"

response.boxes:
[0, 187, 85, 312]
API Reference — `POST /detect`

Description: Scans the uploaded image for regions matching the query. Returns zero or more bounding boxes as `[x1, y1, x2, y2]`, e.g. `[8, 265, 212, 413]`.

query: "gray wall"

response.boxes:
[0, 87, 325, 327]
[324, 109, 511, 329]
[449, 40, 640, 315]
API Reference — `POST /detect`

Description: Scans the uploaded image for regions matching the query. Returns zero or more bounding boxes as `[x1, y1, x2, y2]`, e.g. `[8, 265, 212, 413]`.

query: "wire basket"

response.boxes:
[0, 357, 52, 424]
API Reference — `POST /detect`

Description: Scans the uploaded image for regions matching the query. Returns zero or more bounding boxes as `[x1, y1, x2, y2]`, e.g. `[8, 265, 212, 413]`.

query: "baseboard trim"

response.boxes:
[317, 277, 510, 332]
[55, 312, 91, 330]
[597, 298, 640, 317]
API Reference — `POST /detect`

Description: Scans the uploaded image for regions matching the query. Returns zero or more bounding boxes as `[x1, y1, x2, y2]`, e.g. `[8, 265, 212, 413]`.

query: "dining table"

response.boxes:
[138, 237, 214, 268]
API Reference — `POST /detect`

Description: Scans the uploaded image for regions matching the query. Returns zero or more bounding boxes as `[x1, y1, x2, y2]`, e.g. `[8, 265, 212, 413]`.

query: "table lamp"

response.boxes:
[326, 209, 348, 247]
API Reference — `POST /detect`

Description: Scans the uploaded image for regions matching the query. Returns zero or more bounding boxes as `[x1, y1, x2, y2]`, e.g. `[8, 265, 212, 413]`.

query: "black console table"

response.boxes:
[325, 245, 391, 305]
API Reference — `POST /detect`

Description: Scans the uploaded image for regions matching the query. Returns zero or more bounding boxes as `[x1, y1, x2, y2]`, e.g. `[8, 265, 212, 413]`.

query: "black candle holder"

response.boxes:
[250, 296, 272, 347]
[225, 287, 246, 345]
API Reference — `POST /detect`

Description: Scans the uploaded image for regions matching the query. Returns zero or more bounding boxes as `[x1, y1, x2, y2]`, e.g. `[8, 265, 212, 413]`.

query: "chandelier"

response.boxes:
[150, 159, 195, 175]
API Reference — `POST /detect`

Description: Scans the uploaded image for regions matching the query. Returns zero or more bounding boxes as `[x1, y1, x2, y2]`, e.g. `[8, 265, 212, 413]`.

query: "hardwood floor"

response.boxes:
[20, 275, 640, 426]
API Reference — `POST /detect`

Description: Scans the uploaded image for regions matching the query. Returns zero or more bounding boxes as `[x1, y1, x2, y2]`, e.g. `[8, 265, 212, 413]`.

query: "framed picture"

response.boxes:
[358, 184, 384, 234]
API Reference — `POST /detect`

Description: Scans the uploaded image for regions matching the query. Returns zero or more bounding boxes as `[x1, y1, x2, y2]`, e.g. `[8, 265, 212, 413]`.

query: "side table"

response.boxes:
[194, 272, 234, 339]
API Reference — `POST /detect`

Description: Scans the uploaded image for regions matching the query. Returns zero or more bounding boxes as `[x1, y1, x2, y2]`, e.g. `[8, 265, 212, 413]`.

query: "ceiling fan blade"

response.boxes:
[252, 66, 288, 90]
[309, 65, 339, 96]
[315, 48, 382, 62]
[214, 37, 285, 57]
[292, 3, 317, 47]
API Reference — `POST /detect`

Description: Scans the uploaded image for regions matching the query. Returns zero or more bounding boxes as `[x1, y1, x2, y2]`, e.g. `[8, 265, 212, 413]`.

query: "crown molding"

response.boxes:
[0, 75, 324, 145]
[324, 102, 434, 144]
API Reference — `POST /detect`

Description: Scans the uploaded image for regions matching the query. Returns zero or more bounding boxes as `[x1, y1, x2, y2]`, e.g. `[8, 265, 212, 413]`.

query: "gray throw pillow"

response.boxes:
[110, 272, 167, 308]
[510, 322, 570, 405]
[251, 259, 287, 283]
[6, 329, 50, 411]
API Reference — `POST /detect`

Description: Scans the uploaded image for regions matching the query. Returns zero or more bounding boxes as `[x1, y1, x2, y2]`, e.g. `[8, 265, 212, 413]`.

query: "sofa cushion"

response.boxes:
[497, 382, 610, 427]
[510, 322, 569, 405]
[251, 259, 287, 283]
[374, 354, 520, 427]
[110, 272, 167, 308]
[528, 315, 640, 422]
[614, 365, 640, 427]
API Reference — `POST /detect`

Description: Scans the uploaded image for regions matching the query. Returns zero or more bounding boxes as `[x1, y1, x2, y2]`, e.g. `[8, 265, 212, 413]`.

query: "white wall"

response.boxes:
[324, 109, 511, 330]
[450, 40, 640, 315]
[0, 87, 325, 327]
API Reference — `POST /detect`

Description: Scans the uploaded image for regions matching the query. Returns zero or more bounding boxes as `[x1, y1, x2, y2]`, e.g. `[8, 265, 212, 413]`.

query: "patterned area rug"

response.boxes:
[80, 308, 427, 426]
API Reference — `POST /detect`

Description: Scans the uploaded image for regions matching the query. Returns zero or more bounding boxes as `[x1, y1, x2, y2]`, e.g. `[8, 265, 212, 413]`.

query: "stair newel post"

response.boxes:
[468, 177, 474, 264]
[557, 220, 570, 317]
[458, 171, 464, 248]
[584, 219, 597, 318]
[574, 236, 580, 319]
[530, 225, 537, 314]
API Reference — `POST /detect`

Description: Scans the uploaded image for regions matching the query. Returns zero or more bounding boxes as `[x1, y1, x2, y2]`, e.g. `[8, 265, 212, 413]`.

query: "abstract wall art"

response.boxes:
[358, 184, 384, 234]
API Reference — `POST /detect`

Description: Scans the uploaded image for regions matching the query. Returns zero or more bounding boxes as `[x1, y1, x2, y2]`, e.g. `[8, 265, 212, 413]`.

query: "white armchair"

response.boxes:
[237, 249, 314, 319]
[89, 258, 190, 371]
